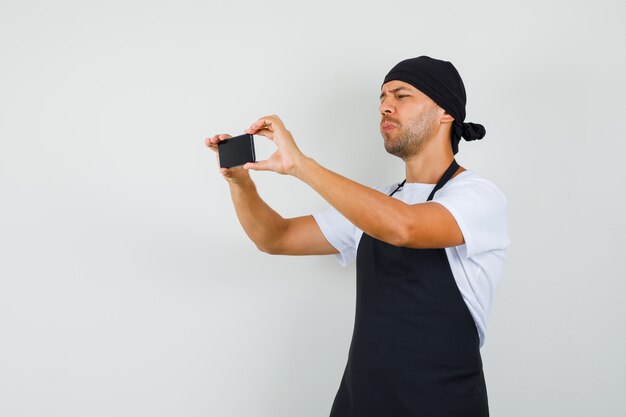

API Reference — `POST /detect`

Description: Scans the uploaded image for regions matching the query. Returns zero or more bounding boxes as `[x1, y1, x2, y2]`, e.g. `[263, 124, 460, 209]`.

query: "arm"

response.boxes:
[206, 132, 337, 256]
[242, 116, 464, 249]
[294, 157, 464, 249]
[227, 177, 337, 255]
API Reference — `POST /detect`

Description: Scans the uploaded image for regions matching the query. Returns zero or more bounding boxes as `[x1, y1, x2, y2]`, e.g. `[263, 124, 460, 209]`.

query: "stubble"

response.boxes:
[383, 106, 439, 160]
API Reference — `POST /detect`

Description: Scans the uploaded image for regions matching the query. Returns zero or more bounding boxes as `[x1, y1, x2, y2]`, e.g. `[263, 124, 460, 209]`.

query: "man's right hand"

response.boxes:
[205, 133, 252, 185]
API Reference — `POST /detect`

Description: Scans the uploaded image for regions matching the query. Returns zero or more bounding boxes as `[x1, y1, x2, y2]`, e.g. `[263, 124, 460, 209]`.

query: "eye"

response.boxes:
[397, 95, 409, 98]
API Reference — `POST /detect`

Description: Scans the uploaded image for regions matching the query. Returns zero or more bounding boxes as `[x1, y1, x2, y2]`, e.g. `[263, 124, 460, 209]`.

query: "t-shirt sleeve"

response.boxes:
[433, 177, 510, 259]
[311, 205, 357, 267]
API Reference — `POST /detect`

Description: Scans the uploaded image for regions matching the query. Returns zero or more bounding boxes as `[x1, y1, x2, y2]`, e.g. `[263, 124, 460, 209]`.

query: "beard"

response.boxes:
[383, 106, 438, 160]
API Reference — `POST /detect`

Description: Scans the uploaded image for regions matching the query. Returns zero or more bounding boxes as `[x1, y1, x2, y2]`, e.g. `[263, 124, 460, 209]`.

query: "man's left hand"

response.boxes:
[242, 115, 307, 176]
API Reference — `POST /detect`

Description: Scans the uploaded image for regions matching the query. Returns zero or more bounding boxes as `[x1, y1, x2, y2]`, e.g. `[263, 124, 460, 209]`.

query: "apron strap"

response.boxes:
[389, 159, 459, 200]
[427, 159, 459, 201]
[389, 179, 406, 197]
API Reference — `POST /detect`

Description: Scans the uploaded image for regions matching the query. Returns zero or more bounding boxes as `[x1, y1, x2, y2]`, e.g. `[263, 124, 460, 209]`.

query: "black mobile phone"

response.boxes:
[218, 133, 256, 169]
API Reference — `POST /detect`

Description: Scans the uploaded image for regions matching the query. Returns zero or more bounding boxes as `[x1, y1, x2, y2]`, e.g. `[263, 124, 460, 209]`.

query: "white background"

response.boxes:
[1, 0, 625, 415]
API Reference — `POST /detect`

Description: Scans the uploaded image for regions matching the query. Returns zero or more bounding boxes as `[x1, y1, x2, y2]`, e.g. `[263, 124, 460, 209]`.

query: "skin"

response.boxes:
[205, 80, 465, 254]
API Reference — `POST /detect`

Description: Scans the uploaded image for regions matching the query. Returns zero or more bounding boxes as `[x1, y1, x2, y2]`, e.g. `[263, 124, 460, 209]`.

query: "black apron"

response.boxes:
[329, 159, 489, 417]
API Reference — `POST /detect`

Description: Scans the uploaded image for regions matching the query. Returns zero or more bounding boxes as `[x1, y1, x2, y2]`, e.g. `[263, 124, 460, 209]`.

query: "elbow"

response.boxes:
[256, 243, 274, 254]
[256, 242, 281, 255]
[389, 224, 411, 247]
[393, 220, 423, 248]
[255, 220, 289, 255]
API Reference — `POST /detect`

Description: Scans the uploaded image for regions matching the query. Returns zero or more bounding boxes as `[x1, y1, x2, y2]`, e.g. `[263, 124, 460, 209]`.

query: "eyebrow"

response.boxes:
[380, 87, 412, 99]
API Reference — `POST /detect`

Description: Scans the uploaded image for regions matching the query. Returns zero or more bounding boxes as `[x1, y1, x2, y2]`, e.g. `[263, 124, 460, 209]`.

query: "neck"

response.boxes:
[403, 136, 463, 184]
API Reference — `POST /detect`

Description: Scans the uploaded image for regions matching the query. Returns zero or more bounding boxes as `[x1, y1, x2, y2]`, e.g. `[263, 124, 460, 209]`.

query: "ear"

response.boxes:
[440, 110, 455, 124]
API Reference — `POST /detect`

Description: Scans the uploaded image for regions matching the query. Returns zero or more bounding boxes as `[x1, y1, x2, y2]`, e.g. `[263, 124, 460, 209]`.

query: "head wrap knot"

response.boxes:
[382, 55, 486, 154]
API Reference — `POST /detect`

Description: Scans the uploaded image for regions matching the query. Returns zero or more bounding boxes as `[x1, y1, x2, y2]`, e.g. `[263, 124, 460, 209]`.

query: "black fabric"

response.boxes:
[392, 179, 406, 194]
[391, 159, 459, 206]
[382, 56, 486, 155]
[426, 158, 459, 201]
[329, 159, 489, 416]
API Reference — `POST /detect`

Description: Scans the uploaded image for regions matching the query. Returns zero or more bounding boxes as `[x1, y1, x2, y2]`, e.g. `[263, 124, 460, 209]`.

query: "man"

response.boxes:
[205, 56, 509, 416]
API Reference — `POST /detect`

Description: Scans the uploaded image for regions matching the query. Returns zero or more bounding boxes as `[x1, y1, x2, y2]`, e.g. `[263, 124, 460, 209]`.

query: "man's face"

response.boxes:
[379, 80, 440, 160]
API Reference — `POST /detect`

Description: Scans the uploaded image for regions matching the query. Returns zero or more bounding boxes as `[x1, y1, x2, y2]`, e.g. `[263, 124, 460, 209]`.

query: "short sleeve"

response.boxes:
[311, 205, 358, 267]
[434, 177, 510, 259]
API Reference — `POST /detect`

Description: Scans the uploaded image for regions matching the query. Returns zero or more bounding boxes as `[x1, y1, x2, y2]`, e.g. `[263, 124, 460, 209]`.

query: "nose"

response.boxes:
[379, 96, 394, 115]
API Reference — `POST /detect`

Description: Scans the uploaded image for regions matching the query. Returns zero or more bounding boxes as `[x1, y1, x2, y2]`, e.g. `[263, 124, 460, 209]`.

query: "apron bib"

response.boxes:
[329, 159, 489, 417]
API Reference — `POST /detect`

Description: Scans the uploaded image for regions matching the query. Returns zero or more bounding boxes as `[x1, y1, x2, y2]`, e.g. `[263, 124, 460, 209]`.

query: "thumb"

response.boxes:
[243, 160, 270, 171]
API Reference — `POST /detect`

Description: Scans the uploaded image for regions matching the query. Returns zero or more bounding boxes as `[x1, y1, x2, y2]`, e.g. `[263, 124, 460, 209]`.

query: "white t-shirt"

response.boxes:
[311, 169, 510, 348]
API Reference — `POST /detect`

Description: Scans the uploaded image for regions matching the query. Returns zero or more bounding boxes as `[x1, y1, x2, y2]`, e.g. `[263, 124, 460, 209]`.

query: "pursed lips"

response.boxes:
[381, 122, 397, 131]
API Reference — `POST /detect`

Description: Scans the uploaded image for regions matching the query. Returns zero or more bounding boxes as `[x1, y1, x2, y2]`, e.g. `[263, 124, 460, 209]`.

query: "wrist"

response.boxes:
[292, 154, 316, 180]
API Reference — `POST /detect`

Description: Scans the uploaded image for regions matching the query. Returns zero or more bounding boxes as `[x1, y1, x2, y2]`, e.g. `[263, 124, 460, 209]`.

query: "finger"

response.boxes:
[208, 134, 232, 144]
[220, 167, 239, 176]
[243, 160, 271, 171]
[215, 134, 232, 142]
[206, 139, 221, 152]
[220, 164, 245, 171]
[247, 116, 278, 134]
[246, 127, 274, 140]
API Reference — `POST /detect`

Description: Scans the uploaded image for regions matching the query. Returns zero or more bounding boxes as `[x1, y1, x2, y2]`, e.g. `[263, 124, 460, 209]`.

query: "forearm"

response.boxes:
[227, 177, 288, 252]
[294, 156, 408, 245]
